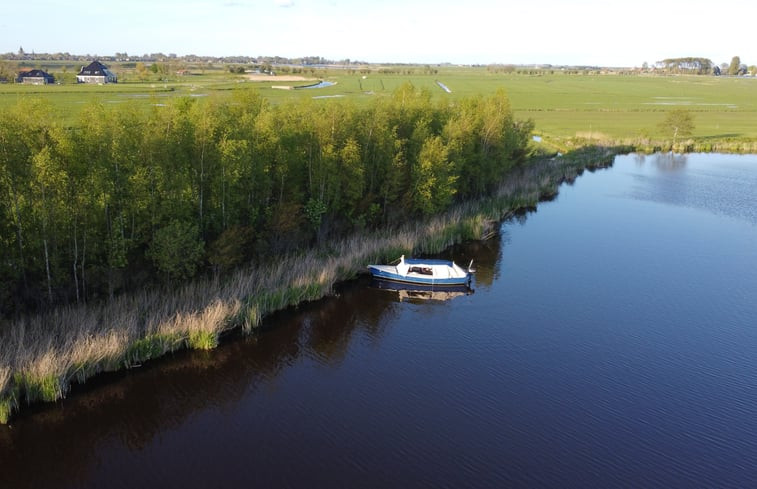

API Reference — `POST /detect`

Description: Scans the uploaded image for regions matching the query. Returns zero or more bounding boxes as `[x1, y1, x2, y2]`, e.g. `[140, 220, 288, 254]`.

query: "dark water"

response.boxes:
[2, 153, 757, 488]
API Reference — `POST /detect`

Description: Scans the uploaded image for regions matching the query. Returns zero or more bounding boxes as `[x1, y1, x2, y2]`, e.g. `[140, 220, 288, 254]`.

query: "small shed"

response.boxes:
[76, 61, 117, 84]
[17, 69, 55, 85]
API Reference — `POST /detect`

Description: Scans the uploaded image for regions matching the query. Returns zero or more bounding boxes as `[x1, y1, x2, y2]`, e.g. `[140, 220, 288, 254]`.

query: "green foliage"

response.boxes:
[337, 138, 364, 215]
[413, 136, 457, 215]
[304, 197, 327, 231]
[728, 56, 741, 76]
[148, 220, 205, 281]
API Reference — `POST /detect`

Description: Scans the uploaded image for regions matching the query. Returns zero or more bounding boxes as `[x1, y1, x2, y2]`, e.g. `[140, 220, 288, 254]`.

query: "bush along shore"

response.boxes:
[538, 133, 757, 157]
[0, 143, 629, 424]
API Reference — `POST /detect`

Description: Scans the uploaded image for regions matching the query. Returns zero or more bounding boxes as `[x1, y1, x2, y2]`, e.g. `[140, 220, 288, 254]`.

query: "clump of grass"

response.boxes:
[187, 331, 218, 350]
[14, 372, 63, 404]
[0, 399, 12, 424]
[124, 333, 180, 367]
[243, 303, 262, 333]
[9, 346, 71, 407]
[0, 366, 16, 424]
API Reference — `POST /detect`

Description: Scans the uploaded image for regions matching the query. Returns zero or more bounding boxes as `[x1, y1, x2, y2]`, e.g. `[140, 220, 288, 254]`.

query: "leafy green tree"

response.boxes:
[216, 137, 248, 230]
[190, 98, 221, 235]
[31, 145, 66, 303]
[358, 101, 399, 223]
[412, 136, 457, 215]
[658, 109, 695, 145]
[728, 56, 741, 75]
[304, 197, 327, 232]
[148, 220, 205, 281]
[336, 137, 365, 216]
[444, 96, 484, 196]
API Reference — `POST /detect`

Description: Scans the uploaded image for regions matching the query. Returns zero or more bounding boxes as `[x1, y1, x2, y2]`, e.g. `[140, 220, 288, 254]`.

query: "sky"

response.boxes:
[3, 0, 756, 66]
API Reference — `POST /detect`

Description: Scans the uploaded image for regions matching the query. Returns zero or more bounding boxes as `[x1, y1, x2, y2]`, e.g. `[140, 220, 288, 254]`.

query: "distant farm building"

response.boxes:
[16, 69, 55, 85]
[76, 61, 117, 84]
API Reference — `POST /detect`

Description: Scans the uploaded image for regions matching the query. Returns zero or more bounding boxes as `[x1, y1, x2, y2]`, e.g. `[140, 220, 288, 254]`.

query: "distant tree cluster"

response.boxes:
[0, 85, 532, 316]
[656, 58, 713, 75]
[655, 56, 752, 76]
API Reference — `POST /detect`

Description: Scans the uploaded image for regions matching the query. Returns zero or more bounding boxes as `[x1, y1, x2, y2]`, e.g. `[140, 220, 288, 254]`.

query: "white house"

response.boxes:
[76, 61, 117, 84]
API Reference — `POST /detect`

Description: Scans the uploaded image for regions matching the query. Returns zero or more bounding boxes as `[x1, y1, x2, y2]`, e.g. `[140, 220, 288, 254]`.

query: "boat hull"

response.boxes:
[367, 264, 471, 286]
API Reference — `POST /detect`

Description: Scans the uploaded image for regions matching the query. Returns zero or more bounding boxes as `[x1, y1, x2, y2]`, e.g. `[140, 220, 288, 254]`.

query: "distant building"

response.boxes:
[76, 61, 117, 84]
[16, 69, 55, 85]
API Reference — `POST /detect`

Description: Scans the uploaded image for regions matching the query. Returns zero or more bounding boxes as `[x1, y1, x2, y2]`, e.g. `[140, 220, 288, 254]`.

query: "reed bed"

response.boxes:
[0, 145, 625, 423]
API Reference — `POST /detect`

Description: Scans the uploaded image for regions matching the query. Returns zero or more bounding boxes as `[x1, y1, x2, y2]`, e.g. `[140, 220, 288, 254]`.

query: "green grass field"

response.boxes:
[4, 65, 757, 140]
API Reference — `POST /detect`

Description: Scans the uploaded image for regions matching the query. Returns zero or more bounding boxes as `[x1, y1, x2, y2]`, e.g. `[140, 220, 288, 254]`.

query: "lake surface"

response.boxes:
[2, 153, 757, 488]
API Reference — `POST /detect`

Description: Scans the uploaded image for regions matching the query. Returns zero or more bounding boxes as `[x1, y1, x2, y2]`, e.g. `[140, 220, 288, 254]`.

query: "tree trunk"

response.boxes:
[8, 184, 28, 289]
[72, 219, 80, 304]
[199, 139, 206, 232]
[221, 164, 226, 230]
[81, 231, 87, 303]
[43, 237, 53, 303]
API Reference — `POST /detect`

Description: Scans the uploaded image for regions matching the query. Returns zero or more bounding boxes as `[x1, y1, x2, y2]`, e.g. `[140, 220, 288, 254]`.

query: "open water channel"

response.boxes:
[2, 153, 757, 488]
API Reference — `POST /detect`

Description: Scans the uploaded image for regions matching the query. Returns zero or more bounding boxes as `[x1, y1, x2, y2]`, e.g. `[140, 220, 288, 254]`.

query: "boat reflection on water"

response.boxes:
[371, 278, 474, 303]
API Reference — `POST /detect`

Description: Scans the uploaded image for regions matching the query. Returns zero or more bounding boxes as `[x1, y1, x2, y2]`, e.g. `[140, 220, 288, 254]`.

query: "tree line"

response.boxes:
[656, 57, 753, 76]
[656, 58, 714, 75]
[0, 84, 533, 317]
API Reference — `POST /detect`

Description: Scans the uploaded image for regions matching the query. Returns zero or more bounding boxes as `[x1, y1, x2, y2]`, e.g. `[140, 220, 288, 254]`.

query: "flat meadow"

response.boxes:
[3, 64, 757, 141]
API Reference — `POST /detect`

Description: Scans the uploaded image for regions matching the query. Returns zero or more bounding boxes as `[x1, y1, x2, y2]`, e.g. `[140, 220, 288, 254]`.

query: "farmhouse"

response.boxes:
[76, 61, 117, 84]
[16, 69, 55, 85]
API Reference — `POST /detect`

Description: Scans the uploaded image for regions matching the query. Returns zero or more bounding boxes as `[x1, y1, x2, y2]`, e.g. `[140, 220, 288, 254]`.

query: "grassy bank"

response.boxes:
[0, 144, 626, 423]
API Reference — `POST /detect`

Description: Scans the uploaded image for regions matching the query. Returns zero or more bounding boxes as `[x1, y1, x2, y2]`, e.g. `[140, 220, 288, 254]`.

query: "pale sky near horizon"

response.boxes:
[3, 0, 755, 67]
